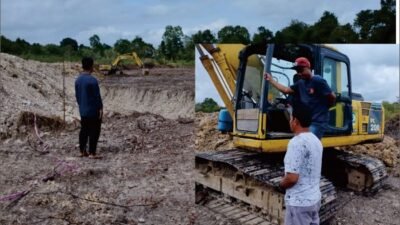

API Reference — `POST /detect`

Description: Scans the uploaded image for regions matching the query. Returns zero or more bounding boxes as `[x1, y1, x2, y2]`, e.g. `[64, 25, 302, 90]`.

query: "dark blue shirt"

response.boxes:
[290, 75, 332, 123]
[75, 73, 103, 118]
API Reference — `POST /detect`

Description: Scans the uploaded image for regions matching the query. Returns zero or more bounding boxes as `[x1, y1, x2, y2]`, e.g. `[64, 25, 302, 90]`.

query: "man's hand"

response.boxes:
[264, 72, 294, 94]
[327, 92, 336, 107]
[279, 172, 299, 189]
[264, 73, 272, 81]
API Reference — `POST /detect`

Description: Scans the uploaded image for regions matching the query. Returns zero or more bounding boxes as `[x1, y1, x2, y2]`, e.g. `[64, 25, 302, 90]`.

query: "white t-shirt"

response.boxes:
[284, 132, 322, 207]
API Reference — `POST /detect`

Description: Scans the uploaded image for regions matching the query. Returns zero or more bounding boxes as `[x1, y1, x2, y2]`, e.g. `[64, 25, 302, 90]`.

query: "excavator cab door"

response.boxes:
[320, 48, 353, 135]
[233, 44, 269, 138]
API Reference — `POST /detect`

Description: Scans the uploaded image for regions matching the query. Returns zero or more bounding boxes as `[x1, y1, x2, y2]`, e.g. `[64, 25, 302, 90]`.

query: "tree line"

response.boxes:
[0, 0, 395, 64]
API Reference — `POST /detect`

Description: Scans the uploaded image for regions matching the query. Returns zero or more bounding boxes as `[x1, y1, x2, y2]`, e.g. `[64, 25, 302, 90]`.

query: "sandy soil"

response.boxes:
[1, 53, 399, 225]
[0, 54, 207, 225]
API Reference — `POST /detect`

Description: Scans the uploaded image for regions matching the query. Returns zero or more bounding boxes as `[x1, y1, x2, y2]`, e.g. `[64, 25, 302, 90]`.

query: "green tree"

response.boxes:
[30, 43, 44, 55]
[274, 20, 309, 43]
[218, 25, 250, 44]
[89, 35, 101, 49]
[195, 98, 221, 112]
[60, 37, 78, 51]
[310, 11, 340, 42]
[192, 29, 217, 43]
[89, 34, 105, 55]
[252, 26, 274, 43]
[131, 36, 155, 58]
[329, 23, 359, 43]
[0, 35, 16, 53]
[181, 30, 217, 62]
[354, 0, 395, 42]
[44, 44, 63, 55]
[161, 25, 184, 60]
[113, 39, 133, 54]
[13, 38, 31, 54]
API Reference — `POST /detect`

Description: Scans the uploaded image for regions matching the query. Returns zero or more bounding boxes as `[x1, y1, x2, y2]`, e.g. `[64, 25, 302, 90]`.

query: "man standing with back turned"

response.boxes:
[264, 57, 336, 139]
[279, 104, 323, 225]
[75, 57, 103, 158]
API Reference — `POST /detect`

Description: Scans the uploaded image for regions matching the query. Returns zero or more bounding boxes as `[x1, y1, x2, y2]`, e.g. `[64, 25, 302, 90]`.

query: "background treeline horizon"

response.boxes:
[0, 0, 396, 65]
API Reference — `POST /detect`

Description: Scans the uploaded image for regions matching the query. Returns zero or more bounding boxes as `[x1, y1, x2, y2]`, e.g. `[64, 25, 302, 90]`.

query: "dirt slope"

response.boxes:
[0, 54, 200, 225]
[0, 53, 194, 140]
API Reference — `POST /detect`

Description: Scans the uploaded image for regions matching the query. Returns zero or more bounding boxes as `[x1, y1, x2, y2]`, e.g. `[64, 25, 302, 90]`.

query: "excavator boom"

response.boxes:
[99, 51, 144, 75]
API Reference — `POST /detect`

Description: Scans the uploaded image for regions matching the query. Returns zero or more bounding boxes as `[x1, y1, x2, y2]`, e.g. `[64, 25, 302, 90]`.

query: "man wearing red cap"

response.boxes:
[264, 57, 336, 139]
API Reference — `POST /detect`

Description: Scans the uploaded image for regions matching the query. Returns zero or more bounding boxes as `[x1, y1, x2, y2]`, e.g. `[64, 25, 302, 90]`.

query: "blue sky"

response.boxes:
[1, 0, 384, 46]
[196, 44, 400, 104]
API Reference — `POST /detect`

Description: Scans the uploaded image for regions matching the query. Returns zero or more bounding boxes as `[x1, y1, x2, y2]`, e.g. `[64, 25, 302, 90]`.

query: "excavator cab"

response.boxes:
[234, 44, 353, 140]
[195, 44, 387, 224]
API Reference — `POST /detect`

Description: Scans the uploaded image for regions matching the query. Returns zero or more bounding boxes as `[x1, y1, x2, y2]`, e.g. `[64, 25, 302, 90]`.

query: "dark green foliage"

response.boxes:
[195, 98, 221, 113]
[60, 38, 78, 51]
[218, 25, 250, 44]
[354, 0, 396, 43]
[382, 99, 400, 120]
[275, 20, 309, 43]
[161, 25, 184, 61]
[252, 26, 274, 43]
[131, 36, 155, 58]
[114, 39, 133, 54]
[192, 29, 217, 44]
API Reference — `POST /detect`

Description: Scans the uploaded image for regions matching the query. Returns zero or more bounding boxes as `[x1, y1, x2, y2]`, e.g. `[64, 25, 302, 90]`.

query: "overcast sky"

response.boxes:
[1, 0, 384, 46]
[195, 44, 400, 104]
[2, 1, 399, 103]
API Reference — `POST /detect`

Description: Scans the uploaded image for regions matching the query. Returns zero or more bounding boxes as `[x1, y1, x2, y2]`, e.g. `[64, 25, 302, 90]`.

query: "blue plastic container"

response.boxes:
[217, 109, 233, 132]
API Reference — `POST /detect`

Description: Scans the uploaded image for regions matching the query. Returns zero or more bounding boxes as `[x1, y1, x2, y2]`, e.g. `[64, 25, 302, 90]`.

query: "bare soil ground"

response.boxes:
[195, 112, 400, 225]
[0, 53, 216, 225]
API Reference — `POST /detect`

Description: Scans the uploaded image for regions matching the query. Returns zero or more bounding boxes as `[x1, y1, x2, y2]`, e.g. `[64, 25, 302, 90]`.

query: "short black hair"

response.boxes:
[82, 57, 94, 70]
[291, 102, 312, 127]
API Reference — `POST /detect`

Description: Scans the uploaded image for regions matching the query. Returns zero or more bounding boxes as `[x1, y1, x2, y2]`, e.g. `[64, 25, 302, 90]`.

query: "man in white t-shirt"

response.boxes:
[279, 103, 323, 225]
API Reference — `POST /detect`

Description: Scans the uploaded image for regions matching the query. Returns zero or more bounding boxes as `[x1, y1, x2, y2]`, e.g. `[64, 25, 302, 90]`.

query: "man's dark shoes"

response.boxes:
[79, 150, 89, 157]
[88, 153, 102, 159]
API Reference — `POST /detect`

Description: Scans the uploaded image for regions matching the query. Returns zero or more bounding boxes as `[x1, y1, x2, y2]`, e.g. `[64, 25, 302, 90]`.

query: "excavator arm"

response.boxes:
[111, 52, 144, 68]
[196, 44, 244, 118]
[99, 51, 144, 75]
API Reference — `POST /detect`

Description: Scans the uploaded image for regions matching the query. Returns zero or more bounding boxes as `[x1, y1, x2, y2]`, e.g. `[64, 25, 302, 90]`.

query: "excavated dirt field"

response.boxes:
[195, 112, 400, 225]
[1, 52, 399, 225]
[0, 53, 226, 225]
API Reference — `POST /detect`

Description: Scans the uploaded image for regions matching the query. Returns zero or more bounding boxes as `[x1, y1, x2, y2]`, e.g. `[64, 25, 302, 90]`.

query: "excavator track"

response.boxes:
[195, 149, 338, 225]
[323, 149, 388, 195]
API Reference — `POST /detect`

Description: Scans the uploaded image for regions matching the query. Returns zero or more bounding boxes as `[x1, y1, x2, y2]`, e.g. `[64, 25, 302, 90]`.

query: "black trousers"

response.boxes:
[79, 117, 102, 154]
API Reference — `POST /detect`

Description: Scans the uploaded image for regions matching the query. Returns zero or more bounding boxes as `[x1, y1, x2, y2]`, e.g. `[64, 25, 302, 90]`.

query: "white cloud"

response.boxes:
[145, 4, 171, 16]
[351, 64, 399, 102]
[184, 19, 228, 35]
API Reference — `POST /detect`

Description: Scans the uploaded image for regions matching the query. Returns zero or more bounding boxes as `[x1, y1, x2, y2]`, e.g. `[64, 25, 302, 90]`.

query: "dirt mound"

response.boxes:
[339, 113, 400, 168]
[195, 112, 233, 151]
[0, 53, 80, 139]
[0, 53, 194, 140]
[338, 136, 399, 167]
[99, 68, 194, 121]
[385, 113, 400, 141]
[0, 110, 196, 225]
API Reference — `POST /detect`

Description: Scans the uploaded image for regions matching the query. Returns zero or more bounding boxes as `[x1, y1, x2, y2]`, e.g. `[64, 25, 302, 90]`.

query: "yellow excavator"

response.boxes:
[99, 51, 145, 75]
[195, 44, 387, 224]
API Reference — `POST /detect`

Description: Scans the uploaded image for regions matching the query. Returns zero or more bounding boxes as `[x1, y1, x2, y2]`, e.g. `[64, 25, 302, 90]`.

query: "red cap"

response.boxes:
[293, 57, 311, 68]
